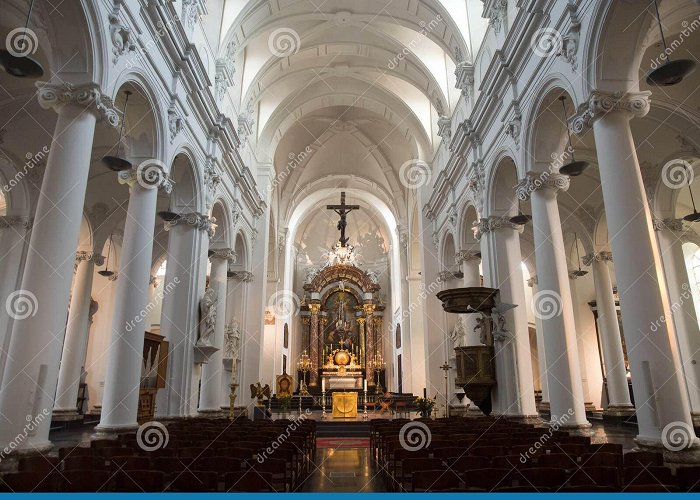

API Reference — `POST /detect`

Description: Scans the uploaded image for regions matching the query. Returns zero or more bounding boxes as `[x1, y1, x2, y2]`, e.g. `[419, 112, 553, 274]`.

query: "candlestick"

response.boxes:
[363, 387, 368, 419]
[363, 379, 367, 392]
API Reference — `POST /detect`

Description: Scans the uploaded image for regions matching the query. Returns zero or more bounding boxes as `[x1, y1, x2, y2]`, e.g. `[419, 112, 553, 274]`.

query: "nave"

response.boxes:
[4, 414, 698, 493]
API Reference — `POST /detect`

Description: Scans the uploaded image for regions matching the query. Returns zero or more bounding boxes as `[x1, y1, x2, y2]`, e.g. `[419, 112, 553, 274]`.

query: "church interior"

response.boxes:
[1, 0, 700, 493]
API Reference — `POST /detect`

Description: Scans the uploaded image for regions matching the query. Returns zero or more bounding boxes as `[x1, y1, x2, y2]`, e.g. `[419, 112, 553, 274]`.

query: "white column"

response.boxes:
[569, 272, 595, 412]
[655, 218, 700, 425]
[96, 162, 172, 433]
[476, 216, 537, 418]
[572, 91, 698, 451]
[516, 173, 589, 428]
[53, 251, 103, 419]
[583, 251, 634, 416]
[0, 82, 115, 452]
[0, 216, 32, 386]
[199, 248, 234, 414]
[158, 214, 210, 418]
[528, 276, 550, 413]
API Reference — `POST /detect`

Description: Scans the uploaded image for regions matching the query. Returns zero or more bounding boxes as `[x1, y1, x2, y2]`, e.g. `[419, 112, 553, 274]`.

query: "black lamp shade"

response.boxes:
[646, 59, 697, 87]
[560, 160, 589, 177]
[102, 155, 133, 171]
[157, 211, 180, 222]
[683, 211, 700, 223]
[510, 213, 532, 225]
[98, 270, 115, 277]
[0, 50, 43, 78]
[570, 269, 588, 278]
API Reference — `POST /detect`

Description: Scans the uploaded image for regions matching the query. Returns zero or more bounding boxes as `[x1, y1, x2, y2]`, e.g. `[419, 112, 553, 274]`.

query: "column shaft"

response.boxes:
[0, 97, 99, 451]
[309, 305, 320, 386]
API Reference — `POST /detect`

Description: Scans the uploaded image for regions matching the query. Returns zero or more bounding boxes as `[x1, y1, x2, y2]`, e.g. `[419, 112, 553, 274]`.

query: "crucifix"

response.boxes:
[326, 192, 360, 247]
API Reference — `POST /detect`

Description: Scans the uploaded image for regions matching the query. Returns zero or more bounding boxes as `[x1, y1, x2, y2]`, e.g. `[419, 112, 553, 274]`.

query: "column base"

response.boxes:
[92, 423, 139, 439]
[538, 401, 550, 414]
[51, 409, 83, 422]
[505, 415, 544, 425]
[584, 402, 597, 412]
[558, 422, 593, 430]
[603, 405, 636, 424]
[634, 436, 700, 465]
[692, 412, 700, 429]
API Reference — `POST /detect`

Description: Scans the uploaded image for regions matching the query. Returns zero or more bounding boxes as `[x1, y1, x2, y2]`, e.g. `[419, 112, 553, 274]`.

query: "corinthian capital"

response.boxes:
[0, 215, 33, 230]
[516, 172, 570, 200]
[571, 90, 651, 135]
[455, 250, 480, 265]
[165, 212, 217, 238]
[474, 216, 523, 239]
[652, 218, 684, 233]
[36, 82, 120, 127]
[118, 160, 173, 194]
[582, 251, 613, 266]
[210, 248, 236, 262]
[76, 251, 105, 266]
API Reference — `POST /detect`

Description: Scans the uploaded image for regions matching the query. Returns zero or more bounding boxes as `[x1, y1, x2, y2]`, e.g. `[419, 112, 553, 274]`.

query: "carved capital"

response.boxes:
[653, 218, 684, 233]
[228, 270, 253, 282]
[455, 250, 480, 265]
[438, 270, 463, 282]
[165, 212, 217, 238]
[76, 251, 104, 266]
[210, 248, 236, 262]
[571, 90, 651, 135]
[526, 276, 538, 288]
[309, 303, 321, 315]
[0, 215, 33, 230]
[474, 216, 523, 239]
[582, 251, 613, 266]
[516, 172, 570, 200]
[36, 82, 120, 127]
[118, 161, 173, 194]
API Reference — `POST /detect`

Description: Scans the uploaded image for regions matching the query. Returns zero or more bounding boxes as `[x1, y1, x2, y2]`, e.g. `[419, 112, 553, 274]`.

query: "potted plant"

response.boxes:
[278, 395, 292, 416]
[414, 396, 436, 418]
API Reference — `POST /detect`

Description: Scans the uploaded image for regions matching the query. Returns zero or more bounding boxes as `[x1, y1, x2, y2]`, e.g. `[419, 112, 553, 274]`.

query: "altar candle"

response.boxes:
[363, 379, 367, 392]
[322, 379, 326, 392]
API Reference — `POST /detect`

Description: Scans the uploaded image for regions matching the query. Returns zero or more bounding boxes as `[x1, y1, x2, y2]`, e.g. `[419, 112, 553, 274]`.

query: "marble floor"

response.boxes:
[302, 446, 386, 492]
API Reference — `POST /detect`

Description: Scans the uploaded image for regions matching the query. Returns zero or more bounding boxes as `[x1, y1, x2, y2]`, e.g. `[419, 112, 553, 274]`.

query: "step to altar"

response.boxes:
[316, 420, 370, 438]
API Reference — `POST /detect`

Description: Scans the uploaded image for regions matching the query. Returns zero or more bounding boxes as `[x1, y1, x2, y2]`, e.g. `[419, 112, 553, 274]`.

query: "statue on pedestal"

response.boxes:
[199, 287, 217, 345]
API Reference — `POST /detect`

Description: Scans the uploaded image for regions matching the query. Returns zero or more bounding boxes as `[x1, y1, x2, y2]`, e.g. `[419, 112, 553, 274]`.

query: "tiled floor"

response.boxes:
[303, 446, 386, 492]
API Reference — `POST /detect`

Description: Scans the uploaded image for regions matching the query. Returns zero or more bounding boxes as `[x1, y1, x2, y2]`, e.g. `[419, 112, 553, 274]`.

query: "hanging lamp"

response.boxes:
[0, 0, 44, 78]
[682, 173, 700, 222]
[569, 233, 588, 277]
[98, 235, 115, 277]
[509, 199, 532, 225]
[102, 90, 133, 171]
[558, 95, 589, 177]
[157, 211, 180, 222]
[646, 0, 696, 86]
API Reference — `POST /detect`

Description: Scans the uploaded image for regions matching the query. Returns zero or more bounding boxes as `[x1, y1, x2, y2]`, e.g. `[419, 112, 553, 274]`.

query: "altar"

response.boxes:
[331, 391, 358, 418]
[321, 348, 363, 390]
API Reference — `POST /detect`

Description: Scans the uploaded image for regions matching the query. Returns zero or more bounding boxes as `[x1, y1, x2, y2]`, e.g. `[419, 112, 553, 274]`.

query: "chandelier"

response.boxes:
[327, 242, 357, 266]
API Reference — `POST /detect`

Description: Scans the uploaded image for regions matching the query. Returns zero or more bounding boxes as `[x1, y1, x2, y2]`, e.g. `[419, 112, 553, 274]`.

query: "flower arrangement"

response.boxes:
[414, 396, 436, 418]
[278, 395, 292, 412]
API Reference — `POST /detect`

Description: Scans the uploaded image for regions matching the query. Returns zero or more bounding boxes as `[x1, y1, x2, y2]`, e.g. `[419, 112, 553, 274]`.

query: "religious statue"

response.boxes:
[224, 321, 241, 381]
[449, 316, 467, 347]
[474, 315, 489, 345]
[199, 287, 217, 345]
[250, 382, 271, 404]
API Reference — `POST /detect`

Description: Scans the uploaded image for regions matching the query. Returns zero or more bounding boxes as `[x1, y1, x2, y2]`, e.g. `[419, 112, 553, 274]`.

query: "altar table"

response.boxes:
[332, 392, 358, 418]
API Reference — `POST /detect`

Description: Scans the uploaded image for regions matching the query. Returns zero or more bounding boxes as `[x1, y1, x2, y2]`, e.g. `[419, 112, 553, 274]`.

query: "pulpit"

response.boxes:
[332, 392, 358, 418]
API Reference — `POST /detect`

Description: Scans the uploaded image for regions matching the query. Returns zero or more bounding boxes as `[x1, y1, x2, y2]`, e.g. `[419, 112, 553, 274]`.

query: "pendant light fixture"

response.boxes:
[0, 0, 44, 78]
[102, 90, 133, 171]
[157, 211, 180, 222]
[682, 173, 700, 222]
[510, 199, 532, 225]
[98, 235, 115, 277]
[558, 95, 589, 177]
[569, 233, 588, 277]
[646, 0, 696, 86]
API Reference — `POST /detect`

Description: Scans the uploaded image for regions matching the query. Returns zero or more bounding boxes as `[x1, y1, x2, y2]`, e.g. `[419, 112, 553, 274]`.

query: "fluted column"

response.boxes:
[199, 248, 235, 414]
[364, 303, 376, 387]
[572, 91, 698, 451]
[53, 251, 104, 419]
[0, 82, 117, 452]
[654, 218, 700, 424]
[582, 251, 634, 416]
[96, 162, 173, 433]
[0, 216, 33, 386]
[308, 303, 320, 386]
[516, 172, 589, 427]
[476, 216, 537, 418]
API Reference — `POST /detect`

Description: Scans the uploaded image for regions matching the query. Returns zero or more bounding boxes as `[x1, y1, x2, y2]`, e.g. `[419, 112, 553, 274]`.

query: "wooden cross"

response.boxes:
[326, 192, 359, 247]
